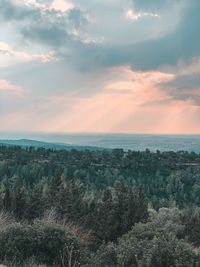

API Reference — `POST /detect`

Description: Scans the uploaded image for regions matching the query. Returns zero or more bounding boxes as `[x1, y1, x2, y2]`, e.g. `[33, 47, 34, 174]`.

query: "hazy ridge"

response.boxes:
[0, 132, 199, 152]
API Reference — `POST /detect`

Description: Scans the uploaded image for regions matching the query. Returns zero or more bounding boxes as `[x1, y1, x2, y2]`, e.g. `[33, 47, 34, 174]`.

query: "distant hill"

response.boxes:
[0, 139, 110, 151]
[0, 133, 200, 152]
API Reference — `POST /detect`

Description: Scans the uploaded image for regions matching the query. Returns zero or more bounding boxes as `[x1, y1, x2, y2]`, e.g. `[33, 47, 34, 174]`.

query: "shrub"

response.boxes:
[0, 221, 81, 266]
[85, 222, 200, 267]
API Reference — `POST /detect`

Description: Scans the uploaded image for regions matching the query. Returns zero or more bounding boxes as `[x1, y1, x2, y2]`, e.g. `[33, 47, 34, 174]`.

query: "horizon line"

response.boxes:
[0, 131, 200, 136]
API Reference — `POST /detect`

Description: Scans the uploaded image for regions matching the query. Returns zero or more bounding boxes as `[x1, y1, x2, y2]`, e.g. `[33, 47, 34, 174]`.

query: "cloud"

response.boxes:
[0, 0, 183, 71]
[0, 0, 41, 21]
[167, 73, 200, 91]
[50, 0, 74, 12]
[60, 0, 200, 72]
[68, 7, 89, 29]
[0, 79, 24, 96]
[161, 71, 200, 106]
[11, 0, 74, 13]
[1, 0, 197, 73]
[0, 64, 199, 134]
[126, 9, 159, 21]
[0, 0, 89, 51]
[0, 42, 56, 67]
[21, 26, 72, 47]
[132, 0, 179, 12]
[93, 0, 199, 71]
[158, 57, 200, 106]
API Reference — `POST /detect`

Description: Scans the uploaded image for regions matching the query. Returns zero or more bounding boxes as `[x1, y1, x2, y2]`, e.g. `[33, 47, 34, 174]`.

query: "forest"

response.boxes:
[0, 145, 200, 266]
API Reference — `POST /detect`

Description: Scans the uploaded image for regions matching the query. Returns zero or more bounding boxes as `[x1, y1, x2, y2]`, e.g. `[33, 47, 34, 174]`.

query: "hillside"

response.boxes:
[0, 139, 110, 151]
[0, 133, 199, 152]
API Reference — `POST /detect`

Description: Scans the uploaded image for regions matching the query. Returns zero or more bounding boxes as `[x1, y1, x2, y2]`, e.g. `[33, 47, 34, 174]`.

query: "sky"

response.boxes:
[0, 0, 200, 134]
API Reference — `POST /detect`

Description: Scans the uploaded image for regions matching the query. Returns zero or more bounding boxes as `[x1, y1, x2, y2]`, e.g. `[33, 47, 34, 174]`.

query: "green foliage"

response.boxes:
[0, 221, 81, 266]
[54, 180, 85, 223]
[0, 146, 200, 211]
[86, 183, 148, 243]
[146, 234, 199, 267]
[148, 207, 184, 237]
[181, 207, 200, 246]
[86, 221, 200, 267]
[0, 146, 200, 266]
[84, 243, 117, 267]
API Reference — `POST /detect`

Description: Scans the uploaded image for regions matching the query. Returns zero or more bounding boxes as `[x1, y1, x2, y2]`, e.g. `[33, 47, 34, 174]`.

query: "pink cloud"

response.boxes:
[1, 66, 200, 134]
[0, 79, 24, 96]
[11, 0, 74, 13]
[50, 0, 74, 12]
[0, 42, 56, 67]
[35, 66, 200, 134]
[112, 99, 200, 134]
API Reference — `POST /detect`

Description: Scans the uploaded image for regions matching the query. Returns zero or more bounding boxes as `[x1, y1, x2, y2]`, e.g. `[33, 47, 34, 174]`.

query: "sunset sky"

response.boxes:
[0, 0, 200, 133]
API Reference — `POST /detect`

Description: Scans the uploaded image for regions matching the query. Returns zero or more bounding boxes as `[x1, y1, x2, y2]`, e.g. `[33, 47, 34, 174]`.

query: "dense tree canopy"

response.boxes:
[0, 145, 199, 266]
